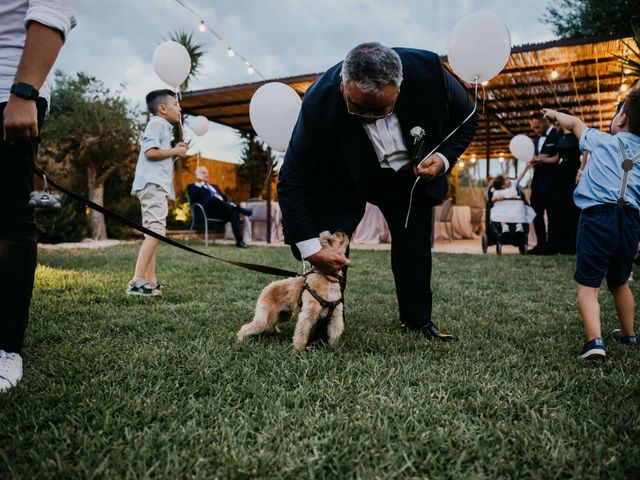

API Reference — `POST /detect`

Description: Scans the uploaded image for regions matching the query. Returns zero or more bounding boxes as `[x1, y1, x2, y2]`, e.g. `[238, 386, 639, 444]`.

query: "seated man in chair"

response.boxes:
[187, 166, 252, 248]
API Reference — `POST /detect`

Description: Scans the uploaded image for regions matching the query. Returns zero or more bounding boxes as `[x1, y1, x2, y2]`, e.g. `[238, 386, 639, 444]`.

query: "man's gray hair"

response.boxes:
[195, 165, 208, 179]
[341, 42, 403, 92]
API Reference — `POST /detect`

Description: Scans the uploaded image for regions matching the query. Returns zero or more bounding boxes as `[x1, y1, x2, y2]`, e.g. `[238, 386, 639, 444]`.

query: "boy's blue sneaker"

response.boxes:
[577, 338, 606, 360]
[610, 329, 638, 345]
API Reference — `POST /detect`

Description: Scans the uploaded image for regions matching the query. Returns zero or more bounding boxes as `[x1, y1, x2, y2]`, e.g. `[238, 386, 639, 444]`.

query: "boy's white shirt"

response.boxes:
[131, 116, 176, 199]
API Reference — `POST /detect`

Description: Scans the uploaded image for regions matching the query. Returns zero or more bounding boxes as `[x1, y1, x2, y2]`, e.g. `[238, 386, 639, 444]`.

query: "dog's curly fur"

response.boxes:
[237, 231, 349, 349]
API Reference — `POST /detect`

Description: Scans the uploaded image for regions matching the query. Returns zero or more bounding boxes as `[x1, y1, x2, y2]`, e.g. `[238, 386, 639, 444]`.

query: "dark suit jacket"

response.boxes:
[531, 127, 561, 195]
[187, 183, 229, 223]
[277, 48, 479, 245]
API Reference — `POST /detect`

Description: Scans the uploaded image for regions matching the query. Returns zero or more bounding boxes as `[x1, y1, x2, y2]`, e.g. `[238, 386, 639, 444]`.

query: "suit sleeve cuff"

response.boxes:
[296, 238, 322, 259]
[434, 152, 449, 174]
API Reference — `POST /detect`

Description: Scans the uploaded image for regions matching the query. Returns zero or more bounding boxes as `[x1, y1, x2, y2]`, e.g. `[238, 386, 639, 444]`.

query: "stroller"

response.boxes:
[481, 184, 532, 255]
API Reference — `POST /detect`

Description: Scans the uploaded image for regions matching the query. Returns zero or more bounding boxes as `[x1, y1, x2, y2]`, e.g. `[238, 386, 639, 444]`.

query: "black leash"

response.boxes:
[27, 145, 298, 278]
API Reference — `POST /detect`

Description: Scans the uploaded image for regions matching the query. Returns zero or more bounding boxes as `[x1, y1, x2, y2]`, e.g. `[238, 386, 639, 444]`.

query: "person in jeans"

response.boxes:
[0, 0, 77, 392]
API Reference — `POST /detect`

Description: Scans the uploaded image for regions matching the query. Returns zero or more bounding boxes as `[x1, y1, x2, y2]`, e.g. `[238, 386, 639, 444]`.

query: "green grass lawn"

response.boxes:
[1, 243, 639, 478]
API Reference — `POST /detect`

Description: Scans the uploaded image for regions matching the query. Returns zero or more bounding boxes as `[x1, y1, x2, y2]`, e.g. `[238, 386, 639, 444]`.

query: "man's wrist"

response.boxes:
[434, 153, 449, 174]
[296, 238, 322, 259]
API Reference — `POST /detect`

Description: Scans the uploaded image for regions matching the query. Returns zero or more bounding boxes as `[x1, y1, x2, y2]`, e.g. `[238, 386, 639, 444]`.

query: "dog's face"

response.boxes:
[318, 230, 349, 254]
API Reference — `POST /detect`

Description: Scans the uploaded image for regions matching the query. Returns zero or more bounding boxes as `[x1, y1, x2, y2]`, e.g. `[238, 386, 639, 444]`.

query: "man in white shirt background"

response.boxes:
[0, 0, 77, 392]
[529, 112, 561, 255]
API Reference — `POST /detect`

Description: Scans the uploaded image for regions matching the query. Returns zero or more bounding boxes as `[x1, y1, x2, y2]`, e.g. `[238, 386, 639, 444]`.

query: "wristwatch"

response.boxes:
[10, 82, 39, 101]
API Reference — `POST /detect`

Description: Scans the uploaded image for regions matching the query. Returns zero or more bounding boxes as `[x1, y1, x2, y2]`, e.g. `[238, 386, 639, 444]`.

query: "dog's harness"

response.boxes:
[298, 270, 345, 319]
[617, 138, 640, 207]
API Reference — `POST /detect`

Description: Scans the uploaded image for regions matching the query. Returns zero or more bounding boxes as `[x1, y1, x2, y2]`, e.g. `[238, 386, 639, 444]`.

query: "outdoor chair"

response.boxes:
[186, 194, 227, 248]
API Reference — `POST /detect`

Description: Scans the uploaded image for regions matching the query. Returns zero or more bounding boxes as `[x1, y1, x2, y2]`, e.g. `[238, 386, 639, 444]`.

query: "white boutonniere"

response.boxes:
[410, 126, 425, 143]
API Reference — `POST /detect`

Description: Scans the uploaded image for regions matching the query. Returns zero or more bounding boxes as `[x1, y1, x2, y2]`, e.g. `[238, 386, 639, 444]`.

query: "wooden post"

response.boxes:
[485, 115, 491, 181]
[266, 146, 272, 244]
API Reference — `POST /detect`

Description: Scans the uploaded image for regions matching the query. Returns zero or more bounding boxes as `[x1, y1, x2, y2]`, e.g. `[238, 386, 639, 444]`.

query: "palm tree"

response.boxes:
[169, 28, 206, 92]
[167, 29, 207, 199]
[618, 24, 640, 88]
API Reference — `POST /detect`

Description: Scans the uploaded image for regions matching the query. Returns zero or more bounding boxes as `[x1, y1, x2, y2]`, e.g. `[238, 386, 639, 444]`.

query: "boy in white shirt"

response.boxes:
[127, 90, 187, 296]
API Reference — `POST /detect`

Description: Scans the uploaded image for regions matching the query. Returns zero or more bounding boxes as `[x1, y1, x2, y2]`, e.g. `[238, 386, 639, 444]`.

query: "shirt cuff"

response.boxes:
[25, 1, 78, 40]
[434, 152, 450, 174]
[296, 238, 322, 259]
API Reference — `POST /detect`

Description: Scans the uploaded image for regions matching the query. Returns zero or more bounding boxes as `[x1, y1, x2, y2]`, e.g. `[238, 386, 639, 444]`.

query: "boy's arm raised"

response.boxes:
[145, 142, 188, 161]
[542, 109, 587, 140]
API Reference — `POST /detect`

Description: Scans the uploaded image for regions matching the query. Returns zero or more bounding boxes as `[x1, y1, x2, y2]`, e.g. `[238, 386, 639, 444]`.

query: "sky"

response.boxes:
[54, 0, 557, 164]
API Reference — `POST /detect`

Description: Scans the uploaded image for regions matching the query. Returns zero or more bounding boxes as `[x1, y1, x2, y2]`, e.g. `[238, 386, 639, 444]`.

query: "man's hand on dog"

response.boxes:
[414, 154, 445, 181]
[306, 249, 350, 282]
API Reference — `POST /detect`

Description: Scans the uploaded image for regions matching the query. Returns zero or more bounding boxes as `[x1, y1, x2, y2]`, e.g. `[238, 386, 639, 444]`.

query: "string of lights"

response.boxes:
[172, 0, 266, 80]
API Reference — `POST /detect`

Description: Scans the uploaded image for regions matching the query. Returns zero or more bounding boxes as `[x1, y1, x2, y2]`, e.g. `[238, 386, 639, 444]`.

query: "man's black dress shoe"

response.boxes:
[401, 322, 459, 342]
[528, 246, 545, 256]
[238, 207, 253, 217]
[236, 241, 248, 248]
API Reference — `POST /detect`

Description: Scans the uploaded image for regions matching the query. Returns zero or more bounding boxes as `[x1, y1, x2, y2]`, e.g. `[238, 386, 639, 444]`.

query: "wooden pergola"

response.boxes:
[181, 34, 635, 164]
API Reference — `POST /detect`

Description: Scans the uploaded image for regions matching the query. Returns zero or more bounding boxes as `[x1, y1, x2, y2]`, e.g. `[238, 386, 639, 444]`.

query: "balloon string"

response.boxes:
[404, 77, 479, 228]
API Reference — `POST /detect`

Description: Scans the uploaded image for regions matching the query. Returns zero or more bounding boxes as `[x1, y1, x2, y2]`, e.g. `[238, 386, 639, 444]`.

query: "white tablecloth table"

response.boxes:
[433, 205, 475, 240]
[238, 201, 283, 243]
[352, 203, 391, 244]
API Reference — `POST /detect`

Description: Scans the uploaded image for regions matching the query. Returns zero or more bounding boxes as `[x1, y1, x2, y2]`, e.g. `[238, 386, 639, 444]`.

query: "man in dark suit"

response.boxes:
[278, 43, 478, 340]
[528, 112, 561, 255]
[187, 166, 252, 248]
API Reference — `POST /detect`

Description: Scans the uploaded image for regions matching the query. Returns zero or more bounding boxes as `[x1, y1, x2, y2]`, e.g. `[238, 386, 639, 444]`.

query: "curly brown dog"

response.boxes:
[237, 231, 348, 349]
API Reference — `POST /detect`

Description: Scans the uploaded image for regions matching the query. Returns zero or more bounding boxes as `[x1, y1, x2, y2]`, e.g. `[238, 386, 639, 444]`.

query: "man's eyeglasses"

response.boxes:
[343, 93, 396, 120]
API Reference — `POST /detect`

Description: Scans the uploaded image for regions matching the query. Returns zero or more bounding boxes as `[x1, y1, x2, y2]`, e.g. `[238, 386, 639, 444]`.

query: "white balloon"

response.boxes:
[509, 134, 535, 162]
[152, 41, 191, 88]
[188, 115, 210, 136]
[249, 82, 302, 152]
[447, 12, 511, 84]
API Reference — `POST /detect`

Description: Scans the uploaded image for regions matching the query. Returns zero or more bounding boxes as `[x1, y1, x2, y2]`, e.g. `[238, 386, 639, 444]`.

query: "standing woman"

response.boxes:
[555, 108, 587, 254]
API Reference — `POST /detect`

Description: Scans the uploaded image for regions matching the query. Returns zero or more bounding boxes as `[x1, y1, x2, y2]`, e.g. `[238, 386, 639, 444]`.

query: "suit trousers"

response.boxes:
[373, 167, 434, 328]
[0, 100, 46, 353]
[204, 198, 242, 243]
[531, 187, 561, 254]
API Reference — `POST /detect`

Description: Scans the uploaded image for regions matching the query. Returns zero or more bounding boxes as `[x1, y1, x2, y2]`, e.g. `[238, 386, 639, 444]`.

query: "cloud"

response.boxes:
[54, 0, 555, 161]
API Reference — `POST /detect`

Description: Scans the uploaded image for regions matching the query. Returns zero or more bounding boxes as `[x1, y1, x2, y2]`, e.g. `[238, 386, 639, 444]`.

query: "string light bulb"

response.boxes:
[481, 80, 489, 86]
[227, 47, 235, 57]
[550, 69, 559, 80]
[458, 161, 465, 169]
[470, 157, 477, 164]
[621, 83, 629, 92]
[247, 65, 255, 75]
[624, 68, 632, 74]
[198, 20, 206, 32]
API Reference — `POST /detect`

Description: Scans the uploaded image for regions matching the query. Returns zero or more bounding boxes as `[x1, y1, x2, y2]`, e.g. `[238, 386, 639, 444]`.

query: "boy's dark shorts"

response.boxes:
[575, 204, 640, 288]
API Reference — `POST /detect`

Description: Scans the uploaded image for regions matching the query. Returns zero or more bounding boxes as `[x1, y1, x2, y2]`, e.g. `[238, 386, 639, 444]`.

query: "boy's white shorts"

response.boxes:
[136, 183, 169, 236]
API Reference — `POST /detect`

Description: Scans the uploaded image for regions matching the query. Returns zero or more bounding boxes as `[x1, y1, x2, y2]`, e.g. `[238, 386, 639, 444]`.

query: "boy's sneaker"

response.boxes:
[0, 350, 23, 392]
[126, 280, 161, 297]
[577, 338, 606, 360]
[610, 329, 638, 345]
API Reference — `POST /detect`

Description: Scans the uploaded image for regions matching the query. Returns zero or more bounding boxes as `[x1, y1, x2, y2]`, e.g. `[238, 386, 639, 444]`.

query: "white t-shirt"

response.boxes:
[0, 0, 77, 104]
[131, 116, 176, 200]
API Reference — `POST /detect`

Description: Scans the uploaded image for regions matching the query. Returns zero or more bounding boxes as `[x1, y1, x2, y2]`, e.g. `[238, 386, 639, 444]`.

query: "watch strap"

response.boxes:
[10, 82, 39, 100]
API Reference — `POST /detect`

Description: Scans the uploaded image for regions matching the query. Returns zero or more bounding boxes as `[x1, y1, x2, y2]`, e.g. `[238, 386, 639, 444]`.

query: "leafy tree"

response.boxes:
[237, 132, 276, 199]
[541, 0, 640, 38]
[41, 72, 142, 240]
